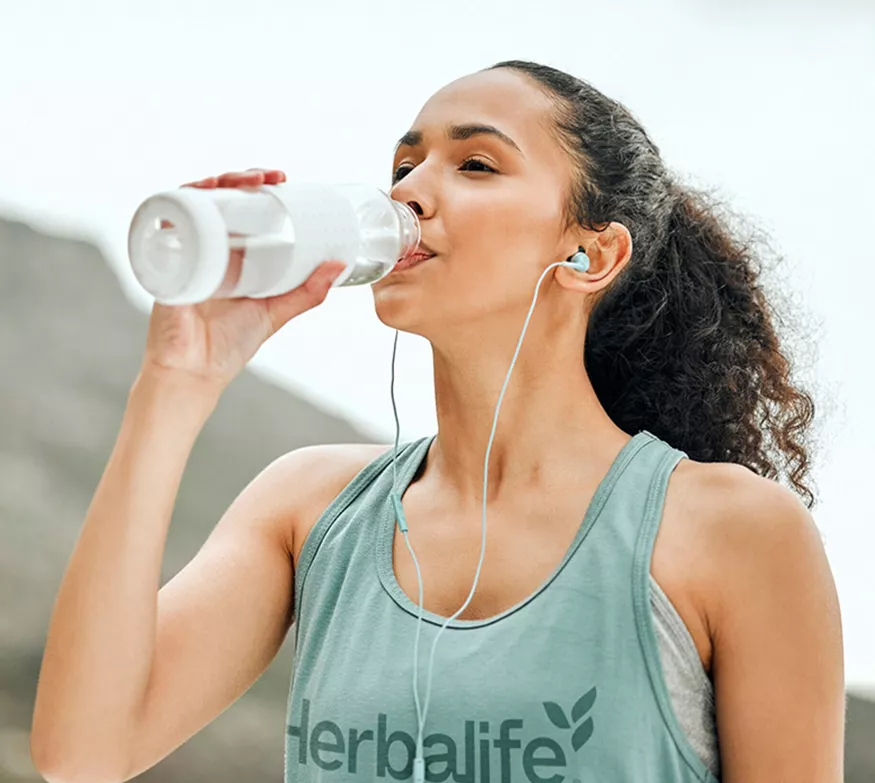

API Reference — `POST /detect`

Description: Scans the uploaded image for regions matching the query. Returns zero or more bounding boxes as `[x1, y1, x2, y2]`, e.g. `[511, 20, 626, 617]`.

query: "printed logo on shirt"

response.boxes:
[286, 686, 597, 782]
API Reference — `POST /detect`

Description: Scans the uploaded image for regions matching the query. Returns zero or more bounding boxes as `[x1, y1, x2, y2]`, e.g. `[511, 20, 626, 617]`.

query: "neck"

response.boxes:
[424, 312, 629, 507]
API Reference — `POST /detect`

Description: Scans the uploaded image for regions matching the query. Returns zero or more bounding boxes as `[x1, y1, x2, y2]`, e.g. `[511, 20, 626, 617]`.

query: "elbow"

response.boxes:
[30, 729, 64, 783]
[30, 734, 130, 783]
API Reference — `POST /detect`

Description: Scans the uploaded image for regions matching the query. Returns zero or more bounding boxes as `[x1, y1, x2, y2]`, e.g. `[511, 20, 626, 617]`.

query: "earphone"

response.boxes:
[562, 245, 591, 273]
[388, 245, 590, 783]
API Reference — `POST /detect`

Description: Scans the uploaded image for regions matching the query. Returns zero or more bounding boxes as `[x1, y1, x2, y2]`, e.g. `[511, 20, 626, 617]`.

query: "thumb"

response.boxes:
[262, 262, 347, 335]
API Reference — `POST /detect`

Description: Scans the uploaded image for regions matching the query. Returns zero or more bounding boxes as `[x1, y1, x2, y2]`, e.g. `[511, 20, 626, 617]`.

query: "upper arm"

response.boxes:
[703, 468, 845, 783]
[127, 444, 376, 779]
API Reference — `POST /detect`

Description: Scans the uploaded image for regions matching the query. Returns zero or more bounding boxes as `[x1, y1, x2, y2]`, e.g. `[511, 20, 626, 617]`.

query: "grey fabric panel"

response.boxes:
[650, 574, 721, 780]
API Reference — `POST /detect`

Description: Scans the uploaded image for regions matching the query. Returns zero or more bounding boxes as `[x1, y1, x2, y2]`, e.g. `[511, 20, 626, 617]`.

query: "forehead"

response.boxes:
[409, 69, 560, 158]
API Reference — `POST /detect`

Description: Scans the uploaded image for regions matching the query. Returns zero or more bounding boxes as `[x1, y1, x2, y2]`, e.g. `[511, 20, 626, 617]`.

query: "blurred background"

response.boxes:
[1, 0, 873, 780]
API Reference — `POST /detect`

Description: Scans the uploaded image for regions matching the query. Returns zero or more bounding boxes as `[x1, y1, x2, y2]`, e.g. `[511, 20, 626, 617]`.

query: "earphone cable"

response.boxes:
[389, 259, 583, 783]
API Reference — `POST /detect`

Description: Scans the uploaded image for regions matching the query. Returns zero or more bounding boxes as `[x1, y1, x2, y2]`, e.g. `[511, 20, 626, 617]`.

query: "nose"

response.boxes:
[389, 170, 433, 220]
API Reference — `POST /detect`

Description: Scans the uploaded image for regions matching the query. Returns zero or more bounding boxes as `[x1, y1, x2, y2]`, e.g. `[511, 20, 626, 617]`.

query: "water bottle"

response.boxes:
[127, 182, 421, 305]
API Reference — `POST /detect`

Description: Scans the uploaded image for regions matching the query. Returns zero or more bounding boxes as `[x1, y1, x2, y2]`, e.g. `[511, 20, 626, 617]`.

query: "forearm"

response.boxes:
[30, 367, 222, 782]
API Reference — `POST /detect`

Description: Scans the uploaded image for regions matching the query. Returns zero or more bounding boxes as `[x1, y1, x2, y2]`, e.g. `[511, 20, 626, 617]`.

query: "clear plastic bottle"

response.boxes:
[127, 182, 421, 304]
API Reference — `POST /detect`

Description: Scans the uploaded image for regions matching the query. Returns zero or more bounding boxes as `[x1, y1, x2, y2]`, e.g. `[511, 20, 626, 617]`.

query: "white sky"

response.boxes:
[2, 1, 874, 692]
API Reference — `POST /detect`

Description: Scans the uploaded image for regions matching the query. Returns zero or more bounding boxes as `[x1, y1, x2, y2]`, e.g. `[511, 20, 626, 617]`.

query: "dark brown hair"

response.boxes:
[489, 60, 818, 508]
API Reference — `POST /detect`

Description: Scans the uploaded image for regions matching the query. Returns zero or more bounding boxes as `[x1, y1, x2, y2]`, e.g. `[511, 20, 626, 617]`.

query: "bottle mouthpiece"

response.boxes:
[393, 201, 421, 261]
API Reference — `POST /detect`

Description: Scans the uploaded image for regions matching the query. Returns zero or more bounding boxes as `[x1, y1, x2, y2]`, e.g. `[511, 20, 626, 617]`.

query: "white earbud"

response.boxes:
[561, 245, 590, 273]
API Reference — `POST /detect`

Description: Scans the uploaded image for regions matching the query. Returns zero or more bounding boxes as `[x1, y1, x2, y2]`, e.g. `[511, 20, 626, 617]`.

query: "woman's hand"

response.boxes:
[142, 168, 346, 391]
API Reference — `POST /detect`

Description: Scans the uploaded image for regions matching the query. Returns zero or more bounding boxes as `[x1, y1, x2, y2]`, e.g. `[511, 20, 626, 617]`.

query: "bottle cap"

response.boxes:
[128, 188, 231, 304]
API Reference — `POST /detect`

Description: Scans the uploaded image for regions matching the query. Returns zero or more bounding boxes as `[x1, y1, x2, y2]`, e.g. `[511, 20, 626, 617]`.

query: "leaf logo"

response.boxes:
[543, 686, 597, 752]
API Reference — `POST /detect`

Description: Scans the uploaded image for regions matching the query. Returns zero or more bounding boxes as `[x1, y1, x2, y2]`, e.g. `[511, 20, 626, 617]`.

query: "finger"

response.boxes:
[245, 168, 287, 184]
[263, 262, 346, 334]
[180, 176, 219, 188]
[179, 169, 284, 189]
[217, 170, 265, 187]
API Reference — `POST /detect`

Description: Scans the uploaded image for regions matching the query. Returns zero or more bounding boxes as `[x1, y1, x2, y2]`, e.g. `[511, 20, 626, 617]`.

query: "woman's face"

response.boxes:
[371, 68, 584, 340]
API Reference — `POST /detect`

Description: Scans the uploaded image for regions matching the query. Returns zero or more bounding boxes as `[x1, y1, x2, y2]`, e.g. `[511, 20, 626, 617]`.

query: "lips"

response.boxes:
[394, 240, 437, 272]
[393, 251, 435, 272]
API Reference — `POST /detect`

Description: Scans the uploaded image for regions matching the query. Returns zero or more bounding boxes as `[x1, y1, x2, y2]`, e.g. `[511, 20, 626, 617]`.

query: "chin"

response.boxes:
[371, 283, 432, 337]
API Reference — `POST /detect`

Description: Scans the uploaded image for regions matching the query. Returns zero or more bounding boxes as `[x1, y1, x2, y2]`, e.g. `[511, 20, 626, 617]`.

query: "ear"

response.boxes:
[554, 222, 633, 294]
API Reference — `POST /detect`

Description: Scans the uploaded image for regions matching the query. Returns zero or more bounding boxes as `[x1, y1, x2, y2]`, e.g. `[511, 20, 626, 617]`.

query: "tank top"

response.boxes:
[284, 430, 721, 782]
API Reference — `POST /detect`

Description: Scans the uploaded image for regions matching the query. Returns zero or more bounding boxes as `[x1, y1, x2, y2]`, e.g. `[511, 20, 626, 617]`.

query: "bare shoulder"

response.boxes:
[653, 456, 821, 675]
[664, 456, 827, 644]
[675, 458, 822, 574]
[669, 461, 844, 778]
[264, 442, 394, 566]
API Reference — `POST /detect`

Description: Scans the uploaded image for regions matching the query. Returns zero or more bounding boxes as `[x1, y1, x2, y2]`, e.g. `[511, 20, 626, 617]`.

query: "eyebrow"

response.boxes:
[394, 123, 525, 157]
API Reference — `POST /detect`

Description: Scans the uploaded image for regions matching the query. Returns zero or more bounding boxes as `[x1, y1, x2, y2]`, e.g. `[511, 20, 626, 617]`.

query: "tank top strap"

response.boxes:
[630, 430, 689, 598]
[629, 431, 689, 584]
[293, 436, 432, 621]
[555, 429, 688, 639]
[630, 432, 691, 740]
[584, 429, 687, 555]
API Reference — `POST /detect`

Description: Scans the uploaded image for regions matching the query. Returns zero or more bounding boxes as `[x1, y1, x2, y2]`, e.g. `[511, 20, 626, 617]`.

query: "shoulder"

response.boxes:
[681, 458, 822, 570]
[672, 460, 845, 777]
[259, 442, 395, 563]
[672, 457, 830, 640]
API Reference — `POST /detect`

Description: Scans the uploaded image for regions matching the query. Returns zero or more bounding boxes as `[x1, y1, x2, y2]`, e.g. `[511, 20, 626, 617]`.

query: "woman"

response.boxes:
[31, 62, 845, 782]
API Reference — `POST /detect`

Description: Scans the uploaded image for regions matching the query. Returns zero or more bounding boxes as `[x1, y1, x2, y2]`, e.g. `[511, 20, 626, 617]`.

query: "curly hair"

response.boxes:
[488, 60, 818, 508]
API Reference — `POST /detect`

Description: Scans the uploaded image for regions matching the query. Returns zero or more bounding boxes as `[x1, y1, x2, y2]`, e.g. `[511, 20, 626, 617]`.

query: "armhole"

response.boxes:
[292, 439, 422, 624]
[633, 446, 720, 783]
[648, 574, 715, 702]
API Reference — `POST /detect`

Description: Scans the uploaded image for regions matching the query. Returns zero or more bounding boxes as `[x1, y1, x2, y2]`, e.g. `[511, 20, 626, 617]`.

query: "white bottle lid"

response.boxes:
[128, 187, 231, 305]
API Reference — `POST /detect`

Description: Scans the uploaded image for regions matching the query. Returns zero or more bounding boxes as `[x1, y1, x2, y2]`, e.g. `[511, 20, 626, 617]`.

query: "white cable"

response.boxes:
[389, 261, 572, 783]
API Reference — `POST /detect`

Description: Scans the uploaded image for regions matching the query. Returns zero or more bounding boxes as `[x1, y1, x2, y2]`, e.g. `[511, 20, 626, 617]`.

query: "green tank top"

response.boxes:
[284, 429, 718, 783]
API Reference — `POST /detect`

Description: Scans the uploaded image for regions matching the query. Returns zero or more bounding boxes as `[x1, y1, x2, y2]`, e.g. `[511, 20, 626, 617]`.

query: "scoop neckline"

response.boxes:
[374, 430, 653, 630]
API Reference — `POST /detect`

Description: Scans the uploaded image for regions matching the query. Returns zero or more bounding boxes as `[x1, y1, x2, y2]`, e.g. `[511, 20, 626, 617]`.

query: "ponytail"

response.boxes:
[489, 60, 817, 507]
[586, 182, 816, 507]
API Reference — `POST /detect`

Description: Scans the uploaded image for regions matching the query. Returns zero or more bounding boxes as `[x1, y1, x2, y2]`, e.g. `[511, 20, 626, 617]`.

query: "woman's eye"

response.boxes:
[392, 165, 413, 183]
[391, 158, 497, 184]
[460, 158, 496, 174]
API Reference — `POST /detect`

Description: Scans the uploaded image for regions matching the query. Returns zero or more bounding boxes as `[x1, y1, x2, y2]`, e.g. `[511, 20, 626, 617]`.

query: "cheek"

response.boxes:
[433, 202, 557, 314]
[443, 190, 552, 262]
